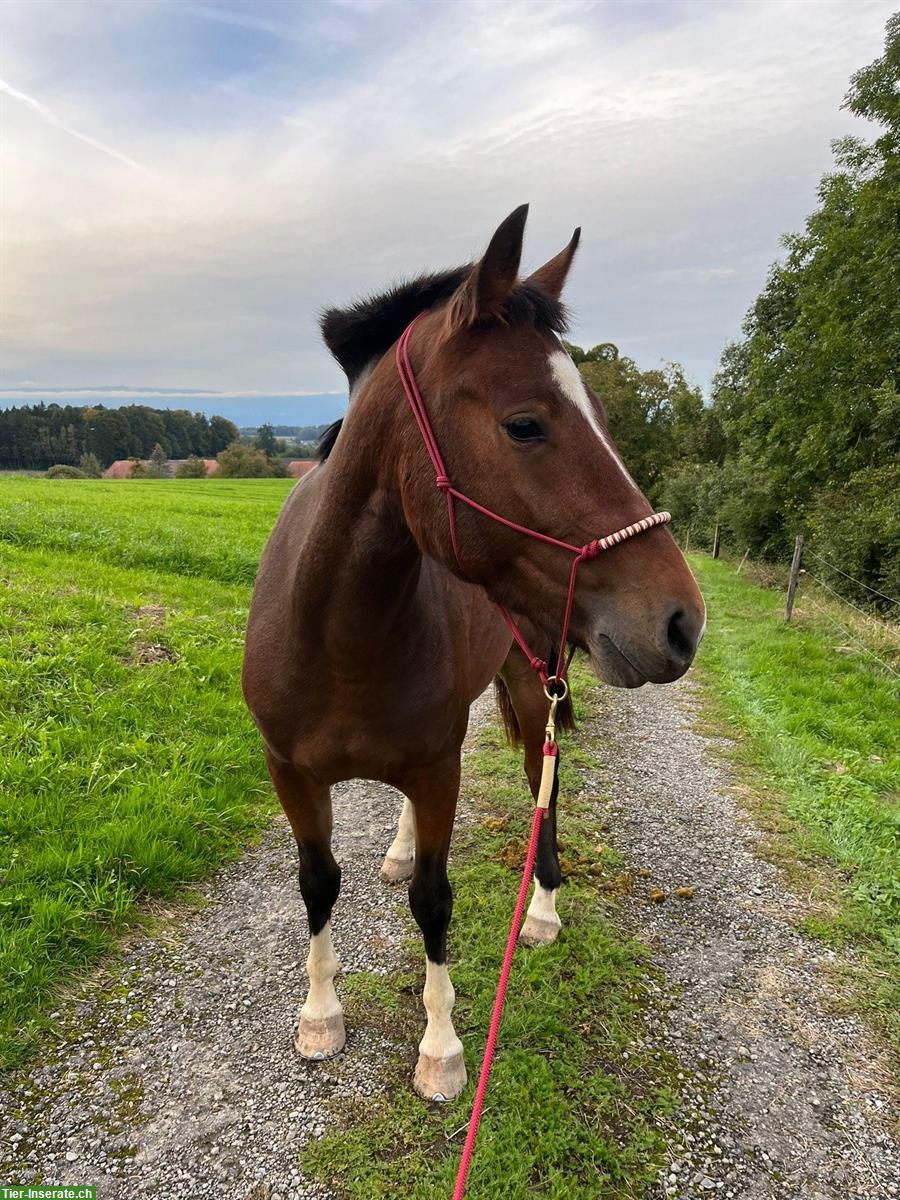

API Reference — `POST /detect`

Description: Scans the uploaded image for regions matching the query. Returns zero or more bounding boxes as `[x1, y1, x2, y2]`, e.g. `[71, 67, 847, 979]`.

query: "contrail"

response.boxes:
[0, 77, 153, 176]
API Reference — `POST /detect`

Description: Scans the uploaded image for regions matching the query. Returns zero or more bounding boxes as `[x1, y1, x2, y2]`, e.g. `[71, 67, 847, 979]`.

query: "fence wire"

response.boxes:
[803, 548, 899, 608]
[798, 570, 900, 680]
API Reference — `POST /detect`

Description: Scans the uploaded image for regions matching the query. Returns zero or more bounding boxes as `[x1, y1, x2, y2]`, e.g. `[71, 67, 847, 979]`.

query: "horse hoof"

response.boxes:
[379, 854, 415, 885]
[414, 1050, 467, 1102]
[518, 913, 561, 947]
[294, 1013, 346, 1060]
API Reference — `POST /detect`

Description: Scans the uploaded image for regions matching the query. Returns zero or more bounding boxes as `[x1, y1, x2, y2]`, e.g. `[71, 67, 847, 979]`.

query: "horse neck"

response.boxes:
[304, 374, 427, 616]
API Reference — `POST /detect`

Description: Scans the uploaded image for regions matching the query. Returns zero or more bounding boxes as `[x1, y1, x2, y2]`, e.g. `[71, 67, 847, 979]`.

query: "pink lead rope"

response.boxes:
[395, 314, 670, 1197]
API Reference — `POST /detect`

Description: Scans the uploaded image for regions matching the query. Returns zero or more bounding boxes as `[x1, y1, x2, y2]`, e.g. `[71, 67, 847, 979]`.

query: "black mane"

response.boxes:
[317, 267, 568, 461]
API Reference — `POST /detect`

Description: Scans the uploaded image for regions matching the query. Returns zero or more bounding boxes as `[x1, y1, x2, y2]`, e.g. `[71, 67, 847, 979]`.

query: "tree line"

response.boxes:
[0, 403, 240, 470]
[573, 16, 899, 611]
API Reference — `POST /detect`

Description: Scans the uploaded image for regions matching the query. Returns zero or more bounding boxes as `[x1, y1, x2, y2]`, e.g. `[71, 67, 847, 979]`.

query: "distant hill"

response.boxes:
[0, 390, 348, 429]
[239, 424, 331, 440]
[0, 402, 241, 471]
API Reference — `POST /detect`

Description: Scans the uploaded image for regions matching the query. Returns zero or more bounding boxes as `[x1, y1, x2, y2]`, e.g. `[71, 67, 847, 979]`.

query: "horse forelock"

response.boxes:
[317, 269, 568, 461]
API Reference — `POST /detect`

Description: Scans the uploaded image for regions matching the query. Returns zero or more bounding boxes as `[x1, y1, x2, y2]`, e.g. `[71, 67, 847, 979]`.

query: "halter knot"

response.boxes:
[580, 540, 602, 561]
[435, 474, 452, 491]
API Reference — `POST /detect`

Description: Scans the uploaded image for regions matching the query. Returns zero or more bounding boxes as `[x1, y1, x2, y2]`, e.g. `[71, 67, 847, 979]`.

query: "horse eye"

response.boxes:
[504, 417, 546, 444]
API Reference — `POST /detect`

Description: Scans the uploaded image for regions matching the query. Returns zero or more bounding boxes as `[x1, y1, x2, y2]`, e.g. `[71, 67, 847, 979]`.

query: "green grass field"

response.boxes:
[0, 477, 293, 1064]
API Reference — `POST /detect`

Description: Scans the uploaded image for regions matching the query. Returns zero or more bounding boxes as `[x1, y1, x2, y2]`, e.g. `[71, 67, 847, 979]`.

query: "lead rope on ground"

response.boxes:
[452, 696, 560, 1200]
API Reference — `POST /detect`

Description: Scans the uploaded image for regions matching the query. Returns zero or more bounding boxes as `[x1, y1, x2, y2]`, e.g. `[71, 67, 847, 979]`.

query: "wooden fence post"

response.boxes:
[684, 529, 691, 555]
[736, 548, 750, 575]
[785, 534, 804, 622]
[712, 524, 721, 559]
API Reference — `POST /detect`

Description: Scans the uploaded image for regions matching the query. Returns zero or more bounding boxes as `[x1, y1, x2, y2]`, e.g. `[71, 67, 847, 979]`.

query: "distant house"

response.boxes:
[102, 457, 220, 479]
[287, 461, 317, 480]
[103, 460, 133, 479]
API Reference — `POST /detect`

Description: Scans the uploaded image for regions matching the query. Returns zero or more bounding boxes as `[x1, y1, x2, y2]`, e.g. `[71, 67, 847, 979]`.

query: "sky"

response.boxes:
[0, 0, 894, 425]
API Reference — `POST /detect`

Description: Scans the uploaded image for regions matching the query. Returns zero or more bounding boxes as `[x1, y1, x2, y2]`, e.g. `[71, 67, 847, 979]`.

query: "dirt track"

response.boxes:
[2, 684, 896, 1199]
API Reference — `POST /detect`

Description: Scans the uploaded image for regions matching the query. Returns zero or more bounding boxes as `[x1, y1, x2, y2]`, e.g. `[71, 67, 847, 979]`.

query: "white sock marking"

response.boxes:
[385, 797, 416, 864]
[301, 923, 342, 1022]
[419, 959, 462, 1061]
[526, 882, 560, 929]
[548, 348, 642, 496]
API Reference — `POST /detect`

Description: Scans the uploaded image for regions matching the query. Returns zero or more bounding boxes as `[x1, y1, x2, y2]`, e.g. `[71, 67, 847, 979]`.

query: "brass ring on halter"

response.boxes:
[543, 676, 568, 702]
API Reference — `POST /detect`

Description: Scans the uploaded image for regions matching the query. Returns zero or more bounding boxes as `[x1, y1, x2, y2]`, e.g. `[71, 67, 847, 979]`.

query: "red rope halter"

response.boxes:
[396, 315, 671, 688]
[396, 313, 671, 1198]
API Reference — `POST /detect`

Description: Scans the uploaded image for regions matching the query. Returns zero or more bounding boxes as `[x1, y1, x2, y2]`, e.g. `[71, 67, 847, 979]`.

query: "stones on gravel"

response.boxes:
[0, 777, 414, 1199]
[594, 676, 899, 1200]
[0, 697, 497, 1200]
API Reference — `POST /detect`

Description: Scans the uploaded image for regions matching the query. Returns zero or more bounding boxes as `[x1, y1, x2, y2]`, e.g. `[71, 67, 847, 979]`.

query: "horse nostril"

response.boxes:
[666, 609, 695, 661]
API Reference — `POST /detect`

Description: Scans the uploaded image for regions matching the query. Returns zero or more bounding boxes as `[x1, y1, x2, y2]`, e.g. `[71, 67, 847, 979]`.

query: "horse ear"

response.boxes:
[445, 204, 529, 333]
[524, 227, 581, 299]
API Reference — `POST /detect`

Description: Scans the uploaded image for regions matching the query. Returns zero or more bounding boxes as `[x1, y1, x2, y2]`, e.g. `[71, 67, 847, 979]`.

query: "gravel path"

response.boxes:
[3, 682, 896, 1199]
[1, 772, 416, 1200]
[590, 677, 898, 1200]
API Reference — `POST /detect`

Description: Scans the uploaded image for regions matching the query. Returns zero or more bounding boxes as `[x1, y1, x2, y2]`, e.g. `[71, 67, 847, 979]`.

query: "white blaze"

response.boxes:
[548, 349, 642, 495]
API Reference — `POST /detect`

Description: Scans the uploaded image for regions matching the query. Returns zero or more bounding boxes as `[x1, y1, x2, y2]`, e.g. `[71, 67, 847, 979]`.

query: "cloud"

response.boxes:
[0, 76, 153, 176]
[0, 0, 895, 401]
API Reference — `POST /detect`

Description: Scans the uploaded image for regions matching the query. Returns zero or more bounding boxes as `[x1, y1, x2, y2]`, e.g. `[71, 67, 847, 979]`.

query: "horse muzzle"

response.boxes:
[587, 600, 705, 688]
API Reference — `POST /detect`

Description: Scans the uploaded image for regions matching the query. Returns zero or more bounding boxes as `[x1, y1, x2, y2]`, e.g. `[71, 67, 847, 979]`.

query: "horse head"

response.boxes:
[396, 204, 705, 687]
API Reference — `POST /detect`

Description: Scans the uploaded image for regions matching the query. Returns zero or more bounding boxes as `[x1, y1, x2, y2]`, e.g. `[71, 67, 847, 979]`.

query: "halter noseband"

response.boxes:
[395, 314, 671, 690]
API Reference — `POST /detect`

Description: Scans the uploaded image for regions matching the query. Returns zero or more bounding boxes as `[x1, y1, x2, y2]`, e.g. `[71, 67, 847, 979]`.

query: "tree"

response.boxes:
[175, 455, 209, 478]
[650, 15, 900, 603]
[254, 423, 279, 457]
[217, 442, 275, 478]
[0, 403, 243, 470]
[570, 346, 707, 501]
[144, 443, 171, 479]
[78, 452, 102, 478]
[210, 414, 240, 454]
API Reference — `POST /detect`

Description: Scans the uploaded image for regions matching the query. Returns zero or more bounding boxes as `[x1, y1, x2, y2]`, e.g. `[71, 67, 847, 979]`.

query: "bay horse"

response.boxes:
[242, 206, 705, 1103]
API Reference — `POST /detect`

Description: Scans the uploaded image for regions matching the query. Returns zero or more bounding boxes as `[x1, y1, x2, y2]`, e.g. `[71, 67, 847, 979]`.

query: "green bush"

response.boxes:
[658, 458, 788, 557]
[77, 453, 102, 478]
[45, 465, 86, 479]
[175, 455, 209, 479]
[657, 461, 721, 547]
[217, 442, 276, 478]
[806, 464, 900, 612]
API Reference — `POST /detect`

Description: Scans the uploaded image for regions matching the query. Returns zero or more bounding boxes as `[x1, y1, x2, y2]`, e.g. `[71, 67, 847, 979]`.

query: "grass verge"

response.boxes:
[303, 667, 682, 1199]
[0, 542, 273, 1066]
[688, 555, 899, 1045]
[0, 476, 295, 1064]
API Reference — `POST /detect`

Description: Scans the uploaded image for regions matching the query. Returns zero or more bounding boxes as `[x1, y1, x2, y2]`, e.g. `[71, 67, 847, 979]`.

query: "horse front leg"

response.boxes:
[266, 755, 345, 1060]
[498, 651, 564, 947]
[401, 759, 467, 1102]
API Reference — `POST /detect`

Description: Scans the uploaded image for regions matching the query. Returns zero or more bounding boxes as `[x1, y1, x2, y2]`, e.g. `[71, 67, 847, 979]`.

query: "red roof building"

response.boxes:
[287, 460, 317, 479]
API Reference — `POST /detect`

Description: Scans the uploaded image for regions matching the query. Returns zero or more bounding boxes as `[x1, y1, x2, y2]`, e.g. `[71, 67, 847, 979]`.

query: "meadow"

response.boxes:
[0, 476, 896, 1078]
[0, 477, 293, 1064]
